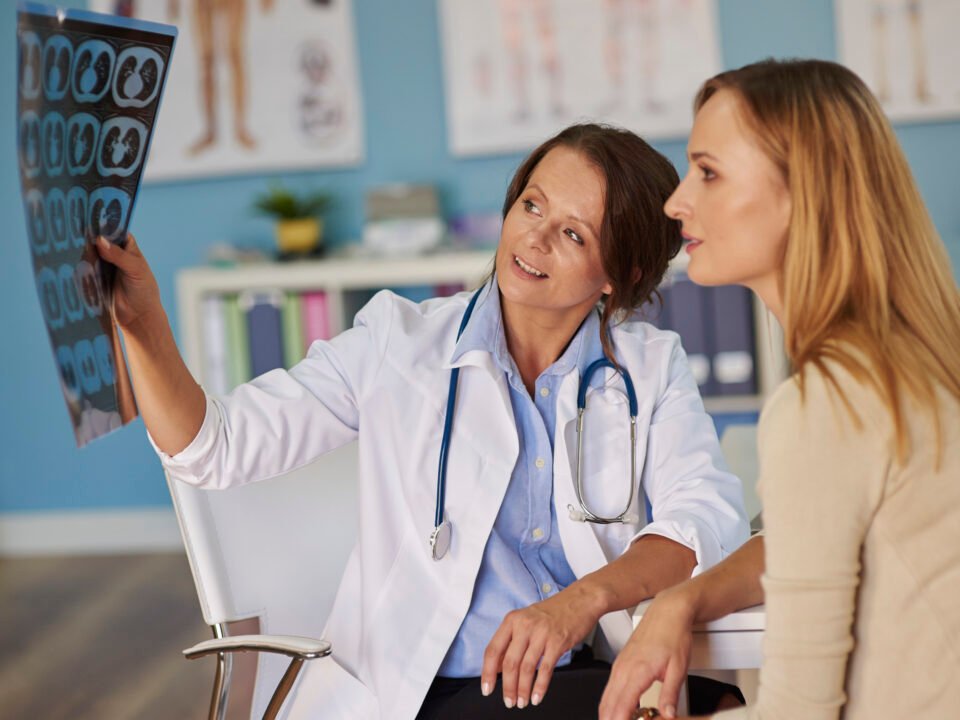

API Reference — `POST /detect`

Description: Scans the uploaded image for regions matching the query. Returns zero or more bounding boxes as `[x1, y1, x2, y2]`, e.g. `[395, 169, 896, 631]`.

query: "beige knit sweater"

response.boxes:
[716, 361, 960, 719]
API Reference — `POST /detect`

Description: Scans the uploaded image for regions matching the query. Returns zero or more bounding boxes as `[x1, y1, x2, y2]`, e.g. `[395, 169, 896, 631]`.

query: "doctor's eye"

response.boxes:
[522, 199, 542, 216]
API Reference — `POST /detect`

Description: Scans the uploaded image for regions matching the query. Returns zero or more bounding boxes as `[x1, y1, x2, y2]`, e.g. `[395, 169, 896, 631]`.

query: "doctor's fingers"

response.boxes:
[95, 232, 145, 272]
[498, 632, 534, 708]
[528, 644, 563, 707]
[512, 636, 555, 708]
[480, 622, 516, 699]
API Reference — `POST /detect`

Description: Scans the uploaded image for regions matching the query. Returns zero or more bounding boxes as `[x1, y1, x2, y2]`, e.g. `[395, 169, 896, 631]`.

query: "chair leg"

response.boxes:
[263, 657, 304, 720]
[208, 624, 232, 720]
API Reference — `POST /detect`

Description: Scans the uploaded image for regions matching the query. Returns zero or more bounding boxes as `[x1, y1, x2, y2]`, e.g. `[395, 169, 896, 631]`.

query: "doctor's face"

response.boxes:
[664, 89, 790, 304]
[496, 146, 613, 322]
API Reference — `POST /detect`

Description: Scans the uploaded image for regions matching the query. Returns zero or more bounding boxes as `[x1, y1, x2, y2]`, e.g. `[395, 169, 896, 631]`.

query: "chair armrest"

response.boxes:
[183, 634, 332, 660]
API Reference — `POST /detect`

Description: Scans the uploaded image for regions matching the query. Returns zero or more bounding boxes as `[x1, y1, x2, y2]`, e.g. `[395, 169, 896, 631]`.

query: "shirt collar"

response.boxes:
[449, 277, 605, 380]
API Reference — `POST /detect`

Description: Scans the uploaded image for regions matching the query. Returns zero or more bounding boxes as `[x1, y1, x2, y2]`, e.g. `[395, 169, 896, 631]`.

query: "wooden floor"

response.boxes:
[0, 553, 221, 720]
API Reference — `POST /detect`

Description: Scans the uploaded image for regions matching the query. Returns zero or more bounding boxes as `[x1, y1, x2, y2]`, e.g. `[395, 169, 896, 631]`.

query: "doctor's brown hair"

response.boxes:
[502, 123, 682, 363]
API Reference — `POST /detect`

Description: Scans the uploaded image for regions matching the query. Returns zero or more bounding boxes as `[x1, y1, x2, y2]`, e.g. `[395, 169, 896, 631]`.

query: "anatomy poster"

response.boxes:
[91, 0, 365, 181]
[837, 0, 960, 122]
[17, 4, 176, 446]
[438, 0, 722, 156]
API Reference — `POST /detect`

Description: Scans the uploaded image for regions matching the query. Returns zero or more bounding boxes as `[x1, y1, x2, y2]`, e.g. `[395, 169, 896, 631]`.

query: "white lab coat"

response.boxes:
[157, 288, 748, 720]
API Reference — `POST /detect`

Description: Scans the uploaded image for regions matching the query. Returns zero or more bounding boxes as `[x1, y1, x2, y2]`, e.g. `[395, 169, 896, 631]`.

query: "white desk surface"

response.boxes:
[633, 600, 766, 632]
[633, 600, 766, 672]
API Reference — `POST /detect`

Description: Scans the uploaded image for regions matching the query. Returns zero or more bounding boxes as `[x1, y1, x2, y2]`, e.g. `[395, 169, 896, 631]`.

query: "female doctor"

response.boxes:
[98, 123, 748, 719]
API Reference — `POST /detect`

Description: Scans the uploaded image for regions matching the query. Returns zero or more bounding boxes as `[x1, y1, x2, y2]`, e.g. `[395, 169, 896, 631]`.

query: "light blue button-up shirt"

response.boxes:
[437, 285, 604, 678]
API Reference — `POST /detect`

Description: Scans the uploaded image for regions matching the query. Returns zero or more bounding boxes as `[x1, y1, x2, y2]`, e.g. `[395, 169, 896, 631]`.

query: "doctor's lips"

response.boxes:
[513, 254, 549, 278]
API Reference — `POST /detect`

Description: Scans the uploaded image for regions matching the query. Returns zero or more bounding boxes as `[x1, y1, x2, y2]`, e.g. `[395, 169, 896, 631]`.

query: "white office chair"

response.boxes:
[167, 442, 359, 720]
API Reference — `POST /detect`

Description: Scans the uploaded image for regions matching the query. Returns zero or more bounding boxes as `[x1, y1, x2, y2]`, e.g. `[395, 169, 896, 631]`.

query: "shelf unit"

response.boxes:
[175, 249, 788, 416]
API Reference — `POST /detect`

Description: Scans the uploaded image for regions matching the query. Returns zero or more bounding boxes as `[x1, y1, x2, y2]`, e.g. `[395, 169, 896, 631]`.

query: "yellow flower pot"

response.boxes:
[276, 217, 322, 255]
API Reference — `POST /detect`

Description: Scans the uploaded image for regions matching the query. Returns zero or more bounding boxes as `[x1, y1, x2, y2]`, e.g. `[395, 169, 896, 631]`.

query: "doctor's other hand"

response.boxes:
[599, 587, 696, 720]
[481, 584, 603, 710]
[95, 234, 163, 332]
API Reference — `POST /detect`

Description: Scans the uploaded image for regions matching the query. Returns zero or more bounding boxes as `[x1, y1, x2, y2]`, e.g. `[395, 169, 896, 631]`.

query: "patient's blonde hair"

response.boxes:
[696, 59, 960, 462]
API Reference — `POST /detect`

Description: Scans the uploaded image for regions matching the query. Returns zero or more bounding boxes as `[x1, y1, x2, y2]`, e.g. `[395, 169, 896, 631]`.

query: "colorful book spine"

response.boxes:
[201, 294, 230, 395]
[282, 292, 305, 367]
[707, 285, 757, 396]
[223, 294, 251, 388]
[662, 274, 715, 395]
[302, 290, 331, 350]
[244, 291, 285, 378]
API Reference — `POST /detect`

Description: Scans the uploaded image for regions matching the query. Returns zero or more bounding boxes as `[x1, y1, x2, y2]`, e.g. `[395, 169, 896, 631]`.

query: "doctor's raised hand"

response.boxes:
[95, 233, 206, 456]
[102, 122, 750, 720]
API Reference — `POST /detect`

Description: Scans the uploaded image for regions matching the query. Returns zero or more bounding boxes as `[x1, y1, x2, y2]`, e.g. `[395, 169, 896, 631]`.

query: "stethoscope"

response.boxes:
[429, 285, 647, 561]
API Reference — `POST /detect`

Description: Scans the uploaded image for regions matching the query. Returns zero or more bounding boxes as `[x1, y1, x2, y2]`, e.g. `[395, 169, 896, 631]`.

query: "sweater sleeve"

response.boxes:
[714, 367, 888, 720]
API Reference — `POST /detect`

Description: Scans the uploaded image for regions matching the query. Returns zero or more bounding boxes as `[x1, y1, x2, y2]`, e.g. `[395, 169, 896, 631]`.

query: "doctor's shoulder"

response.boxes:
[352, 288, 473, 353]
[610, 315, 689, 382]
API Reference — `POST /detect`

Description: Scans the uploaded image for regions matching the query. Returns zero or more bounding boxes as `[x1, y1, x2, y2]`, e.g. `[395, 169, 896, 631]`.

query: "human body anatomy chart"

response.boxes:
[438, 0, 722, 156]
[838, 0, 960, 122]
[17, 4, 176, 446]
[91, 0, 365, 181]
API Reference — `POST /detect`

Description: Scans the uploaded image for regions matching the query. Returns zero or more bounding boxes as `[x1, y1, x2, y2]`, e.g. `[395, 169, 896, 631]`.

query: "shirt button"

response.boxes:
[541, 582, 552, 594]
[535, 457, 545, 469]
[531, 527, 544, 540]
[539, 387, 550, 398]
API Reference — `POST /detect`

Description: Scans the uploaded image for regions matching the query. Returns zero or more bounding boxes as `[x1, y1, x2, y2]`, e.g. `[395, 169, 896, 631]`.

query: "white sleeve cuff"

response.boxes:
[146, 393, 221, 471]
[623, 517, 723, 576]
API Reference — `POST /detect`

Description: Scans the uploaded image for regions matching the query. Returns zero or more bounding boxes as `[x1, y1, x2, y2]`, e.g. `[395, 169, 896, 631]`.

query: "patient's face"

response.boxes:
[664, 89, 790, 302]
[496, 146, 612, 324]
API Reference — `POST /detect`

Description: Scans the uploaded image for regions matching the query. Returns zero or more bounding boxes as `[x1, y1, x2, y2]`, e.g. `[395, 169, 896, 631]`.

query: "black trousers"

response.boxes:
[415, 648, 745, 720]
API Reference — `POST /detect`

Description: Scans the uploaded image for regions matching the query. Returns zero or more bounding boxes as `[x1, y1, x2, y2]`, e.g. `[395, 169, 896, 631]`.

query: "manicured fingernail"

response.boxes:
[517, 697, 527, 709]
[481, 682, 491, 697]
[504, 697, 514, 709]
[663, 704, 676, 718]
[531, 693, 541, 706]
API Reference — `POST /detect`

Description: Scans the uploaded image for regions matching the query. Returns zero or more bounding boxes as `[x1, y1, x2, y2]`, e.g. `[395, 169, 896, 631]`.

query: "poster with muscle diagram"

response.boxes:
[837, 0, 960, 122]
[438, 0, 722, 156]
[17, 3, 176, 446]
[91, 0, 365, 181]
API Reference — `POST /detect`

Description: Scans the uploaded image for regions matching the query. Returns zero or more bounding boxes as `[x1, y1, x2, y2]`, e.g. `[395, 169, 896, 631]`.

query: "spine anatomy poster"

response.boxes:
[17, 3, 177, 446]
[438, 0, 722, 156]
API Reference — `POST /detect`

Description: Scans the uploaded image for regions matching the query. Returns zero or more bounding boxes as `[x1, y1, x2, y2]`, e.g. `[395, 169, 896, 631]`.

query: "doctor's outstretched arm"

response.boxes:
[96, 234, 207, 456]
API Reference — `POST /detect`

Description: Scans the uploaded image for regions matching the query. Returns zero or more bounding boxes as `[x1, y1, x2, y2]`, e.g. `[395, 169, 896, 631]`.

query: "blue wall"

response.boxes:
[2, 0, 958, 513]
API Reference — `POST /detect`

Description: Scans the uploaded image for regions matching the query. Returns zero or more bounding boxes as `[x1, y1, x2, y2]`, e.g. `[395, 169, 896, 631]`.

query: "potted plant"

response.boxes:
[253, 183, 331, 257]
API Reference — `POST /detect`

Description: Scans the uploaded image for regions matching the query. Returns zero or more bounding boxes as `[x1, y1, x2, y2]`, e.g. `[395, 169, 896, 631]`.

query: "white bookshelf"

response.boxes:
[175, 249, 787, 415]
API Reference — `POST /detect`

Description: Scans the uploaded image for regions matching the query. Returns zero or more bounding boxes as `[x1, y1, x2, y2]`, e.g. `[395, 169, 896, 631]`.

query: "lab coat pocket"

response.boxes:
[283, 653, 379, 720]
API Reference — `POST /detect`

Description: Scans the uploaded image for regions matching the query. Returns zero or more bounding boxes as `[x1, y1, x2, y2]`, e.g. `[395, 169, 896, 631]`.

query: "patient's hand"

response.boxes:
[481, 585, 604, 710]
[599, 586, 696, 720]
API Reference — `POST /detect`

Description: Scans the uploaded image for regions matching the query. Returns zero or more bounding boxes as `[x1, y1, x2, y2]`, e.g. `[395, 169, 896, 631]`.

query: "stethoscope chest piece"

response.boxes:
[430, 520, 452, 561]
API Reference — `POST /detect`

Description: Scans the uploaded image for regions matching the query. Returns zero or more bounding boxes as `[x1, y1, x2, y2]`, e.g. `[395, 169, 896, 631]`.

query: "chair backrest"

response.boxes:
[166, 442, 359, 719]
[719, 424, 761, 529]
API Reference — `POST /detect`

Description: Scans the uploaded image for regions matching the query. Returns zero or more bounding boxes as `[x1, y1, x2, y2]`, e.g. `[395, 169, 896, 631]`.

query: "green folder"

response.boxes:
[282, 292, 306, 367]
[224, 294, 251, 388]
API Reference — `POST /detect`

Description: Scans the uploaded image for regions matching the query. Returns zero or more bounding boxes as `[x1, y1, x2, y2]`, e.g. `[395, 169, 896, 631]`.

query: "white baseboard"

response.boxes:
[0, 508, 184, 556]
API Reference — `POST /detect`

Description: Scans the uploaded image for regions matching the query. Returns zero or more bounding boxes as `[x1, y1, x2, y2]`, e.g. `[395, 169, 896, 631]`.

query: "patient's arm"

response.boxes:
[599, 535, 765, 720]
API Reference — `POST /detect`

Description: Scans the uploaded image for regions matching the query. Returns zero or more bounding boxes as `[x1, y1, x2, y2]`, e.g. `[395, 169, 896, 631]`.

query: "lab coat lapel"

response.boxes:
[554, 367, 639, 654]
[440, 351, 518, 565]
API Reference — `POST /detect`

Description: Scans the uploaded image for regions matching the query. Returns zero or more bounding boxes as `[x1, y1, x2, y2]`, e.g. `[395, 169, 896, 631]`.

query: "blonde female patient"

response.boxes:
[600, 59, 960, 720]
